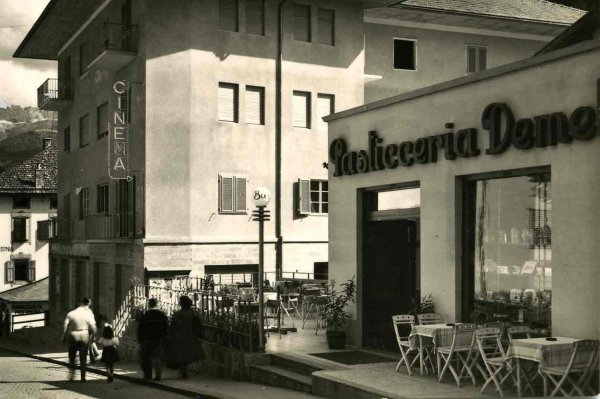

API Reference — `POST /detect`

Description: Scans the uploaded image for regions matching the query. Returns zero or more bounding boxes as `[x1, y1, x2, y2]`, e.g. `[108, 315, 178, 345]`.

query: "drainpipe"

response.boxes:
[275, 0, 288, 280]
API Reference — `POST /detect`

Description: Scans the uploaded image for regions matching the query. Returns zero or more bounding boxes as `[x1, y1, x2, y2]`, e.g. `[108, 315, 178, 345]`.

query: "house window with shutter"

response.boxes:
[219, 0, 239, 32]
[466, 45, 487, 74]
[97, 102, 109, 139]
[218, 83, 239, 123]
[317, 94, 334, 131]
[246, 0, 264, 36]
[218, 174, 247, 214]
[79, 188, 90, 220]
[293, 91, 311, 128]
[317, 8, 334, 45]
[246, 86, 265, 125]
[394, 38, 417, 70]
[97, 183, 109, 213]
[298, 179, 328, 215]
[293, 4, 311, 42]
[79, 114, 90, 148]
[11, 217, 29, 243]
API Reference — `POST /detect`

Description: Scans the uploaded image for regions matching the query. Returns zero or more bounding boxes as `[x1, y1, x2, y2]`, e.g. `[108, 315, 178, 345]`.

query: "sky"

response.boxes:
[0, 0, 54, 107]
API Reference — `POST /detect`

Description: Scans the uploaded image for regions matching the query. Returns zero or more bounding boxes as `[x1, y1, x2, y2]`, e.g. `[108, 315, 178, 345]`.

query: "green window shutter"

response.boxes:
[219, 175, 234, 213]
[298, 179, 310, 215]
[235, 177, 247, 213]
[28, 261, 36, 282]
[6, 261, 15, 283]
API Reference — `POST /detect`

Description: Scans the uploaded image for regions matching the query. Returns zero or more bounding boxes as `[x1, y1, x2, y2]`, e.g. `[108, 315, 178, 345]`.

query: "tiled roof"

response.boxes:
[537, 11, 599, 54]
[0, 277, 49, 303]
[391, 0, 586, 25]
[0, 141, 57, 194]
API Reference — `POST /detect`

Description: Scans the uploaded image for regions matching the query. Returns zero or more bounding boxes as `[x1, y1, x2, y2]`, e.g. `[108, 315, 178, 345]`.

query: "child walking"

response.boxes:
[98, 324, 120, 383]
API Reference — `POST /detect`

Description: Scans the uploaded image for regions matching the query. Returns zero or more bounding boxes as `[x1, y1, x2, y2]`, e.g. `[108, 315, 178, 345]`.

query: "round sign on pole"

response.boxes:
[252, 187, 271, 207]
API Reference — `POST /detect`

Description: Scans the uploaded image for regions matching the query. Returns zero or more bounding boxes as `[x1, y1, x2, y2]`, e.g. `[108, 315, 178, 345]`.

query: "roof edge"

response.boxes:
[13, 0, 59, 59]
[325, 38, 600, 123]
[0, 277, 49, 296]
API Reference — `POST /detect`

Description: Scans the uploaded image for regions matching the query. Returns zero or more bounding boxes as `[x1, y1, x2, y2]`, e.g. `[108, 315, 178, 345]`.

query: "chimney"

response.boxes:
[43, 138, 53, 149]
[35, 163, 43, 188]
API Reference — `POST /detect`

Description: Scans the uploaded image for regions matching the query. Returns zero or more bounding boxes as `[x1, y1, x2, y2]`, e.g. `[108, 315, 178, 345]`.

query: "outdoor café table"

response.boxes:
[506, 337, 580, 397]
[410, 323, 458, 376]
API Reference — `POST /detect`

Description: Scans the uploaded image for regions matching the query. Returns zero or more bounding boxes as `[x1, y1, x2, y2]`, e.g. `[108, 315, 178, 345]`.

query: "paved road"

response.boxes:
[0, 348, 190, 399]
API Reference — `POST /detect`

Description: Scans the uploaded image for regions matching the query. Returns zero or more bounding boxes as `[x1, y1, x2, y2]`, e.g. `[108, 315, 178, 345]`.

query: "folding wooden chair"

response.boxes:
[506, 325, 532, 342]
[538, 339, 599, 397]
[392, 315, 418, 376]
[475, 327, 516, 397]
[417, 313, 443, 325]
[436, 323, 477, 387]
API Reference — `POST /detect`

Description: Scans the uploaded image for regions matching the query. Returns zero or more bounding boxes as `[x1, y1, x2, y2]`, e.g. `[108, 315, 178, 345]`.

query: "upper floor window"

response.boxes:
[293, 4, 311, 42]
[293, 91, 311, 128]
[79, 188, 89, 220]
[50, 195, 58, 209]
[219, 0, 239, 32]
[13, 196, 31, 209]
[246, 0, 265, 36]
[218, 83, 239, 123]
[64, 126, 71, 153]
[245, 86, 265, 125]
[218, 174, 247, 214]
[118, 89, 131, 124]
[5, 259, 36, 283]
[79, 42, 89, 75]
[298, 179, 328, 215]
[79, 114, 90, 147]
[394, 38, 417, 71]
[11, 217, 30, 243]
[97, 102, 109, 139]
[97, 184, 109, 214]
[316, 93, 334, 131]
[316, 8, 334, 45]
[467, 45, 487, 74]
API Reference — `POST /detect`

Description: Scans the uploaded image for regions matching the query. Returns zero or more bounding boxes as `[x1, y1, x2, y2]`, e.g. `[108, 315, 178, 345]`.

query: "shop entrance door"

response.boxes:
[362, 218, 418, 350]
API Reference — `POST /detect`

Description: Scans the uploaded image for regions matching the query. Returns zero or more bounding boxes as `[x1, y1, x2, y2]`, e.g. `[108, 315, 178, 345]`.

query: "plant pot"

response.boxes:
[326, 330, 346, 349]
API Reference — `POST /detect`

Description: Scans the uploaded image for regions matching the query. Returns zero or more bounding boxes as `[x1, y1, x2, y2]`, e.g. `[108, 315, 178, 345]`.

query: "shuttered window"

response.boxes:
[393, 39, 417, 70]
[219, 174, 248, 214]
[293, 91, 311, 128]
[317, 8, 334, 45]
[97, 102, 109, 139]
[79, 188, 89, 220]
[218, 83, 239, 122]
[466, 45, 487, 74]
[317, 94, 334, 131]
[27, 261, 36, 282]
[11, 217, 29, 243]
[298, 179, 328, 215]
[246, 86, 265, 125]
[79, 114, 90, 147]
[5, 261, 15, 283]
[246, 0, 265, 36]
[293, 4, 311, 42]
[219, 0, 239, 31]
[97, 184, 109, 213]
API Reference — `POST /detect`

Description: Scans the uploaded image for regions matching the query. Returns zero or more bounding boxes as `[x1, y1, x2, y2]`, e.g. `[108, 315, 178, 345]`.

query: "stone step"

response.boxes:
[249, 364, 313, 394]
[271, 353, 325, 377]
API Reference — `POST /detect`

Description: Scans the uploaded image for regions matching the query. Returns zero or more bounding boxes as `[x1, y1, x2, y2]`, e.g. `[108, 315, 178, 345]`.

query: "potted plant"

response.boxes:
[320, 277, 356, 349]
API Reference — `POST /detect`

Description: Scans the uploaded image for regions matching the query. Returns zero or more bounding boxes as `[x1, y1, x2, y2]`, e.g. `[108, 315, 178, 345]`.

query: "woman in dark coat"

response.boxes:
[163, 295, 204, 378]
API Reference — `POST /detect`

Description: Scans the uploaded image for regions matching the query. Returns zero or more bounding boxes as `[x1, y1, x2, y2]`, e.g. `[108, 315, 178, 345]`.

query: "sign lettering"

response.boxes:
[108, 80, 132, 181]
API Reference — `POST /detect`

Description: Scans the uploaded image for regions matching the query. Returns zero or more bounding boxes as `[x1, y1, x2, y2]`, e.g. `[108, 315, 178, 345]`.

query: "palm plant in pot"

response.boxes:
[320, 277, 356, 349]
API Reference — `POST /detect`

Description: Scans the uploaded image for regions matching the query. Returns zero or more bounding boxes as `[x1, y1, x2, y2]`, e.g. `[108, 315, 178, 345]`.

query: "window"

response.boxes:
[13, 196, 31, 209]
[298, 179, 328, 215]
[97, 184, 109, 213]
[317, 8, 334, 45]
[293, 91, 311, 128]
[218, 83, 239, 122]
[50, 195, 58, 209]
[218, 174, 247, 214]
[79, 42, 89, 75]
[79, 188, 89, 220]
[463, 170, 552, 332]
[63, 193, 71, 220]
[219, 0, 239, 31]
[394, 39, 417, 70]
[64, 126, 71, 153]
[246, 0, 265, 35]
[245, 86, 265, 125]
[79, 114, 90, 147]
[293, 4, 311, 42]
[467, 45, 487, 74]
[11, 217, 29, 243]
[118, 89, 131, 124]
[316, 94, 334, 131]
[97, 102, 109, 139]
[5, 260, 35, 283]
[116, 178, 136, 238]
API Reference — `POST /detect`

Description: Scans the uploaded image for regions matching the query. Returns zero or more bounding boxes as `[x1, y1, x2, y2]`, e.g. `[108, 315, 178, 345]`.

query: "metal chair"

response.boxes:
[475, 327, 515, 397]
[538, 339, 599, 397]
[392, 315, 418, 376]
[417, 313, 443, 325]
[436, 323, 477, 387]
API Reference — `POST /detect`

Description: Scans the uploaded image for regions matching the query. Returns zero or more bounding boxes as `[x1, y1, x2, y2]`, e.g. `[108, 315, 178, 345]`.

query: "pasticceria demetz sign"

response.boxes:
[329, 103, 597, 177]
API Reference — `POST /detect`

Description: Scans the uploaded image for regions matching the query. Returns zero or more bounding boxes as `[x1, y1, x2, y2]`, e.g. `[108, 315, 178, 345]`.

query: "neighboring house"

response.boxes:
[13, 0, 583, 324]
[0, 138, 57, 293]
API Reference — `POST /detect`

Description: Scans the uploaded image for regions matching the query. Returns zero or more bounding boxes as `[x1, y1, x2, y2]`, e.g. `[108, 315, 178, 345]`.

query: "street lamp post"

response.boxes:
[252, 187, 271, 351]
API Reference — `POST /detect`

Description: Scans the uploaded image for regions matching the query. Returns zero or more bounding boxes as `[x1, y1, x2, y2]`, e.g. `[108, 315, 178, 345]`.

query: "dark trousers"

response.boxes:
[68, 332, 89, 380]
[140, 339, 163, 379]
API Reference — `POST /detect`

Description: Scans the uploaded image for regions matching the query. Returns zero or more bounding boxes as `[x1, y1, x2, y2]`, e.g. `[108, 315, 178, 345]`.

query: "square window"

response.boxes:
[293, 4, 311, 42]
[394, 39, 416, 70]
[298, 179, 328, 215]
[466, 45, 487, 74]
[218, 83, 239, 123]
[317, 8, 334, 45]
[218, 174, 247, 214]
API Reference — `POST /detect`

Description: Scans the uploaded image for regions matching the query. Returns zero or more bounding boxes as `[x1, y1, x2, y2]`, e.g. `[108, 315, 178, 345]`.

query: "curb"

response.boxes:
[0, 344, 223, 399]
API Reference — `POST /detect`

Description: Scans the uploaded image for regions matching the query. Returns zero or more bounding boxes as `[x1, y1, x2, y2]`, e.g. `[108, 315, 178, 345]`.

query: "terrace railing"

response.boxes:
[37, 78, 73, 109]
[96, 23, 138, 57]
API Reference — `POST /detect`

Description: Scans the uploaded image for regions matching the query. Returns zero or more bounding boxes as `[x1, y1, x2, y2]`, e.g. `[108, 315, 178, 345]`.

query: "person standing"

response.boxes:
[98, 324, 120, 383]
[163, 295, 204, 378]
[137, 297, 168, 381]
[62, 298, 97, 382]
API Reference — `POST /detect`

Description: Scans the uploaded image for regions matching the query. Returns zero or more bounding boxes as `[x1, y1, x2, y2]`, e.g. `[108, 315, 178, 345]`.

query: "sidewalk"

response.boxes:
[0, 327, 320, 399]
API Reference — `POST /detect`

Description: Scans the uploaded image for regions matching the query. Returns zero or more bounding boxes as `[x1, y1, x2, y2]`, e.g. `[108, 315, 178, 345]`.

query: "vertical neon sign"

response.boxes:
[109, 80, 132, 181]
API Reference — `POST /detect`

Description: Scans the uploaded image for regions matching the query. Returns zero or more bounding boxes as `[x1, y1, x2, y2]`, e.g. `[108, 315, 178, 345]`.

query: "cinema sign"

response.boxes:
[329, 103, 597, 177]
[108, 80, 132, 181]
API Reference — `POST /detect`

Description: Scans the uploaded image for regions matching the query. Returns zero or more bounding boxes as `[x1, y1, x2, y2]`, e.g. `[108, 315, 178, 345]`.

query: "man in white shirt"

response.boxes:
[62, 297, 97, 382]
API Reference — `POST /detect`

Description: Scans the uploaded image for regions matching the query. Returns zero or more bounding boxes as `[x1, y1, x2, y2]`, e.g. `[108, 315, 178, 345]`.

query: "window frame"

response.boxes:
[13, 196, 31, 209]
[97, 183, 110, 214]
[316, 7, 335, 46]
[79, 187, 90, 220]
[97, 101, 109, 139]
[218, 0, 240, 32]
[245, 85, 265, 125]
[316, 93, 335, 131]
[245, 0, 265, 36]
[393, 37, 418, 71]
[293, 3, 312, 42]
[218, 174, 248, 215]
[466, 44, 488, 74]
[11, 216, 30, 243]
[298, 178, 328, 215]
[79, 42, 89, 76]
[218, 82, 240, 123]
[293, 90, 311, 129]
[79, 114, 90, 148]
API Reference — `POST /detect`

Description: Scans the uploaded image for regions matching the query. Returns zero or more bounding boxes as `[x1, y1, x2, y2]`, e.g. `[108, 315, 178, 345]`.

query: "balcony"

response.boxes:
[55, 219, 73, 241]
[88, 23, 138, 71]
[37, 219, 57, 241]
[85, 213, 136, 240]
[37, 78, 73, 111]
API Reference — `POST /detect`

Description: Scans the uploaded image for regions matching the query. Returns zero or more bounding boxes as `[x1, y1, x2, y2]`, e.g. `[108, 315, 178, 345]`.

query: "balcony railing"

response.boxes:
[37, 219, 57, 241]
[37, 78, 73, 111]
[85, 213, 136, 240]
[88, 23, 138, 71]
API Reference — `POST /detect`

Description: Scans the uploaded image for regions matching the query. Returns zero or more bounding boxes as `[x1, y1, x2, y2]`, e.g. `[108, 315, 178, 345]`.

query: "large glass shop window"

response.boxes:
[468, 172, 551, 334]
